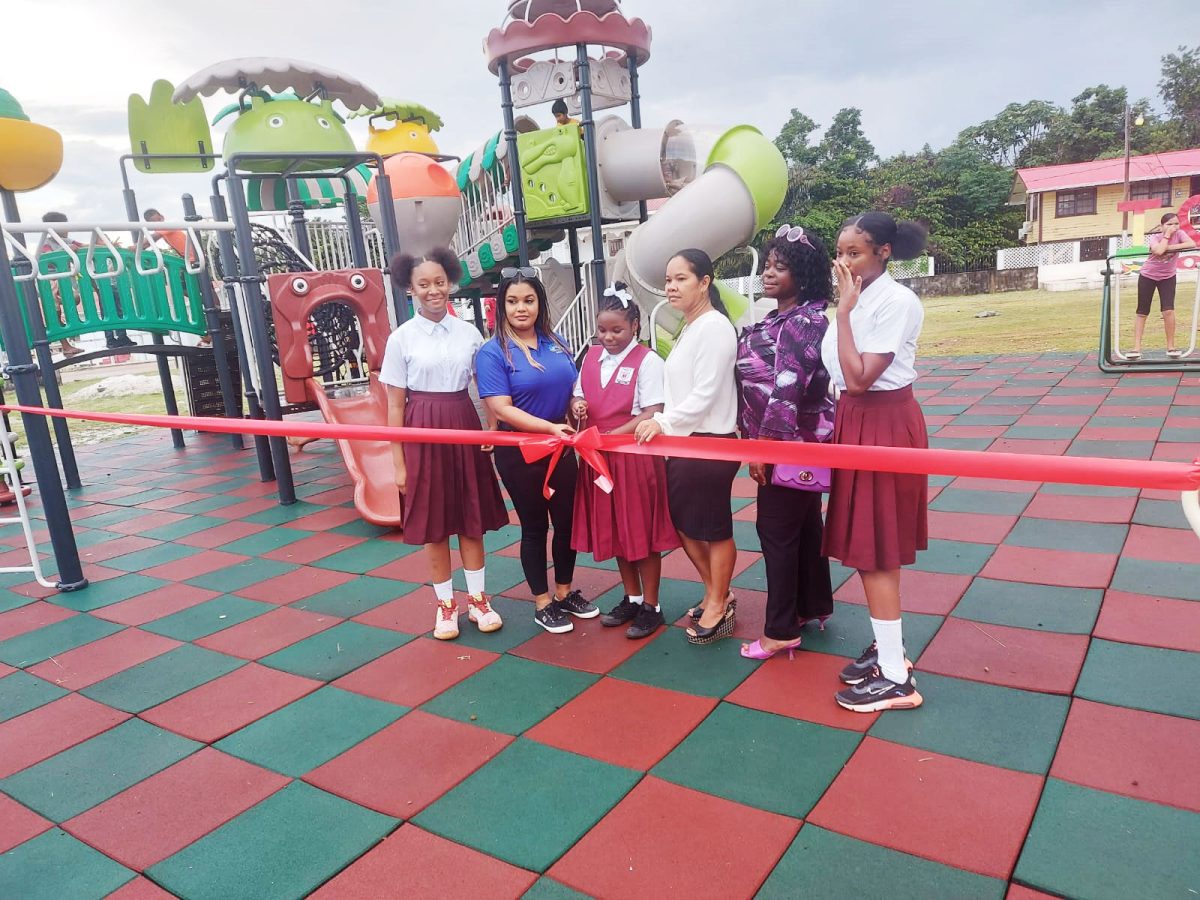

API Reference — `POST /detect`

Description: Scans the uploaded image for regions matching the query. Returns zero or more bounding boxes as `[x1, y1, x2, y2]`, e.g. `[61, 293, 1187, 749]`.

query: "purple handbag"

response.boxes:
[771, 463, 832, 492]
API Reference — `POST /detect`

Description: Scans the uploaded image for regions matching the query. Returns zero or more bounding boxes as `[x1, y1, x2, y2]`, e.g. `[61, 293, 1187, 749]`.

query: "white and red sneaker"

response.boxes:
[467, 593, 503, 633]
[433, 599, 460, 640]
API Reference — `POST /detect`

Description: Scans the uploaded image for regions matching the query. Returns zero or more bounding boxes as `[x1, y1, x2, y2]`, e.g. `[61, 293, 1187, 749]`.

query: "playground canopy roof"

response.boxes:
[173, 58, 380, 110]
[1010, 148, 1200, 203]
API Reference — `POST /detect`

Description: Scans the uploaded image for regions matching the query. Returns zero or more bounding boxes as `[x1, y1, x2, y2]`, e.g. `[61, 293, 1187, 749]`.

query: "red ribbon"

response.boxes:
[3, 404, 1199, 494]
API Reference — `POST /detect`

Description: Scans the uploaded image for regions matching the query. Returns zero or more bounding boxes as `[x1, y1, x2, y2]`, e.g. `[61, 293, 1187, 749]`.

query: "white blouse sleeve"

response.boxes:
[654, 318, 737, 435]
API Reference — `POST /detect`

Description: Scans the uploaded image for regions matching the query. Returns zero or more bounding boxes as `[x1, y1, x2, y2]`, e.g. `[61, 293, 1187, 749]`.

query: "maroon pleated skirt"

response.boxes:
[401, 389, 509, 546]
[572, 452, 680, 562]
[822, 385, 928, 571]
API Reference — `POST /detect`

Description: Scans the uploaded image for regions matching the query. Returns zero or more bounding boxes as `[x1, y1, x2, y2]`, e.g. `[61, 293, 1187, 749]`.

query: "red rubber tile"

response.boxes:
[80, 535, 161, 564]
[310, 824, 536, 900]
[1101, 404, 1171, 417]
[1023, 493, 1138, 524]
[82, 484, 149, 503]
[935, 425, 1005, 439]
[1121, 524, 1200, 564]
[968, 405, 1033, 416]
[1051, 698, 1200, 813]
[26, 628, 179, 690]
[234, 566, 356, 605]
[301, 486, 356, 507]
[567, 565, 625, 602]
[0, 662, 12, 678]
[917, 617, 1088, 694]
[809, 737, 1042, 879]
[979, 545, 1116, 589]
[927, 511, 1018, 545]
[661, 548, 760, 582]
[227, 480, 283, 499]
[304, 710, 513, 817]
[105, 511, 190, 536]
[215, 498, 279, 519]
[171, 475, 235, 491]
[550, 776, 799, 897]
[924, 414, 955, 426]
[136, 491, 210, 510]
[525, 678, 717, 770]
[0, 794, 51, 853]
[140, 662, 322, 743]
[1094, 590, 1200, 653]
[993, 386, 1050, 397]
[949, 476, 1040, 493]
[334, 638, 499, 706]
[367, 548, 462, 582]
[732, 476, 759, 498]
[195, 606, 338, 659]
[140, 549, 250, 582]
[1077, 426, 1161, 441]
[726, 650, 878, 732]
[353, 587, 440, 634]
[106, 877, 177, 900]
[0, 694, 129, 778]
[1110, 384, 1176, 397]
[90, 583, 221, 627]
[1007, 886, 1060, 900]
[1151, 442, 1196, 462]
[0, 601, 75, 641]
[1014, 414, 1091, 428]
[512, 615, 652, 674]
[64, 747, 289, 871]
[175, 520, 270, 549]
[989, 438, 1072, 456]
[262, 532, 366, 564]
[835, 569, 973, 616]
[288, 507, 363, 531]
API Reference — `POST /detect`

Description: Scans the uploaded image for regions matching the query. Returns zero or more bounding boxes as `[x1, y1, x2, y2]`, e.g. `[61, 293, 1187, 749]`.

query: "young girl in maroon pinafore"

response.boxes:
[570, 283, 679, 640]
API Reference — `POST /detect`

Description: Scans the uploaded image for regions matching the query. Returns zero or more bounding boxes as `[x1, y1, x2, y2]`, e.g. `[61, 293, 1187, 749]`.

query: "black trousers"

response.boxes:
[493, 446, 577, 596]
[1137, 274, 1177, 315]
[756, 478, 833, 641]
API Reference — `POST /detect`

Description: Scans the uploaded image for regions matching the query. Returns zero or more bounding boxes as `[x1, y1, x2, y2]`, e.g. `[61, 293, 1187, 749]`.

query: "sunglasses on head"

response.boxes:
[501, 266, 538, 279]
[775, 224, 815, 250]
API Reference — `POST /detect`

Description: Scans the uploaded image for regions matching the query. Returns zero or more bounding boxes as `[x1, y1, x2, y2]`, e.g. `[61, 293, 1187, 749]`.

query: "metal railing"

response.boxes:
[454, 161, 514, 267]
[553, 261, 600, 358]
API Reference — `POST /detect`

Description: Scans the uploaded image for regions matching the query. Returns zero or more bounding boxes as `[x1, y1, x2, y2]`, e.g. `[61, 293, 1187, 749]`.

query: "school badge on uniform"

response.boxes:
[615, 366, 635, 385]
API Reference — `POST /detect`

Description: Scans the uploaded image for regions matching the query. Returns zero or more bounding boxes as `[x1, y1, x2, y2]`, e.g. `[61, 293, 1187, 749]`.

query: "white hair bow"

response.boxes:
[603, 285, 633, 308]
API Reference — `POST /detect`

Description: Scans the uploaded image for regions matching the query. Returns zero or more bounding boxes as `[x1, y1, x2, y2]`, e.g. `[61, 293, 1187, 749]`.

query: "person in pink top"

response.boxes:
[1131, 211, 1197, 359]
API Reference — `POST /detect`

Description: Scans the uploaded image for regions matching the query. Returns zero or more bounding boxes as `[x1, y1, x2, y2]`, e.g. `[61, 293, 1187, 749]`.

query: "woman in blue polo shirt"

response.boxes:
[476, 267, 598, 634]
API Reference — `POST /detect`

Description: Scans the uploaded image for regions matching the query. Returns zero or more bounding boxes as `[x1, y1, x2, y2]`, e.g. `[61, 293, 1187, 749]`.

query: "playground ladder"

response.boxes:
[553, 261, 601, 358]
[0, 430, 56, 589]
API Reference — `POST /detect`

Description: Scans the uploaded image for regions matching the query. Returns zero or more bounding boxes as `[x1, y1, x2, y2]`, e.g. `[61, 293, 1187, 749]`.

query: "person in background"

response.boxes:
[1129, 211, 1196, 359]
[551, 99, 579, 128]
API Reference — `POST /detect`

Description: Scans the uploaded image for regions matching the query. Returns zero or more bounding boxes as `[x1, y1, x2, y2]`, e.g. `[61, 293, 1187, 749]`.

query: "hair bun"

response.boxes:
[892, 221, 928, 260]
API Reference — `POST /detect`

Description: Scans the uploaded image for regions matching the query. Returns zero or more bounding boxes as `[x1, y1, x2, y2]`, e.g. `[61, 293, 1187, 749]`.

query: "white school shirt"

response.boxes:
[572, 341, 666, 415]
[652, 309, 739, 436]
[379, 312, 482, 392]
[821, 271, 923, 391]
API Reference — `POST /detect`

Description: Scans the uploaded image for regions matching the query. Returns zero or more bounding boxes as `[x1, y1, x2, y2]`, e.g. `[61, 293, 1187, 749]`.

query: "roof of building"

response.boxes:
[1011, 148, 1200, 202]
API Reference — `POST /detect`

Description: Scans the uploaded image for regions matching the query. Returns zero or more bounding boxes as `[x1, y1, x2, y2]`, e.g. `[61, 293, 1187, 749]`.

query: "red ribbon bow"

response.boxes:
[518, 426, 614, 499]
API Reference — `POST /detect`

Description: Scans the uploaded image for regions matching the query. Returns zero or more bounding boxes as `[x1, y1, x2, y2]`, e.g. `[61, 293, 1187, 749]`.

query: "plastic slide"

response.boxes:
[304, 374, 401, 528]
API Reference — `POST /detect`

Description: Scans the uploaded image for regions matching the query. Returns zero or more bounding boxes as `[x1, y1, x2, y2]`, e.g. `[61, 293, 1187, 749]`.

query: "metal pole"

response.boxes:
[627, 53, 648, 224]
[371, 167, 406, 323]
[343, 190, 368, 269]
[1, 189, 82, 489]
[226, 162, 295, 504]
[0, 232, 86, 590]
[576, 43, 607, 297]
[285, 180, 313, 260]
[568, 227, 583, 295]
[211, 186, 275, 481]
[498, 58, 531, 266]
[182, 193, 242, 450]
[1122, 103, 1131, 235]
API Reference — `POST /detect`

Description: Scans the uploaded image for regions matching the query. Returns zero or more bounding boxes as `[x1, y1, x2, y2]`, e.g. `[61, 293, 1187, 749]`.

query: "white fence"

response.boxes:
[997, 235, 1134, 270]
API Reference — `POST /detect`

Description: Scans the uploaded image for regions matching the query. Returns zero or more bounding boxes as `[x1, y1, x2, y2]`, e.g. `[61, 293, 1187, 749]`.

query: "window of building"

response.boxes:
[1130, 178, 1172, 205]
[1055, 188, 1097, 217]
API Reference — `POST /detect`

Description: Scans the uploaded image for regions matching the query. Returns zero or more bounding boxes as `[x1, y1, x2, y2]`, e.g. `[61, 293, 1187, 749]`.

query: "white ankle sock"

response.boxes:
[464, 567, 486, 596]
[870, 617, 907, 684]
[433, 579, 454, 602]
[629, 594, 644, 605]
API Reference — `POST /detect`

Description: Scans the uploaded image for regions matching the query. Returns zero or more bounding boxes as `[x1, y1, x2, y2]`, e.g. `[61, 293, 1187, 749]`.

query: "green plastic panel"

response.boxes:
[516, 124, 590, 222]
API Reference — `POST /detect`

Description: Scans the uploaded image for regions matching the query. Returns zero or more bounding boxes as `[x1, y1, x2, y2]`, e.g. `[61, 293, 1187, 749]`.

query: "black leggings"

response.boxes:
[493, 446, 577, 596]
[1137, 275, 1177, 316]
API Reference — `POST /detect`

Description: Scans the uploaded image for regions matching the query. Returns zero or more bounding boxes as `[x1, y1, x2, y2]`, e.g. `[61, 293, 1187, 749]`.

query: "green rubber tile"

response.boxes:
[731, 496, 755, 513]
[0, 671, 68, 723]
[912, 539, 994, 576]
[331, 519, 395, 539]
[449, 595, 544, 653]
[1046, 386, 1108, 396]
[293, 576, 418, 618]
[142, 516, 222, 542]
[112, 488, 178, 506]
[798, 602, 943, 662]
[1004, 518, 1128, 555]
[1004, 425, 1081, 440]
[588, 577, 704, 629]
[0, 615, 123, 668]
[1160, 426, 1200, 443]
[1077, 638, 1200, 720]
[1067, 439, 1155, 460]
[481, 523, 523, 553]
[72, 528, 131, 548]
[186, 559, 299, 594]
[142, 595, 273, 641]
[148, 780, 397, 900]
[46, 574, 169, 613]
[759, 825, 1004, 899]
[976, 396, 1035, 407]
[216, 686, 404, 776]
[1111, 557, 1200, 601]
[0, 718, 199, 821]
[654, 703, 860, 817]
[80, 643, 243, 713]
[1132, 498, 1192, 530]
[171, 494, 247, 515]
[1090, 415, 1166, 428]
[732, 520, 761, 552]
[1015, 779, 1200, 899]
[572, 551, 618, 571]
[869, 672, 1069, 773]
[0, 593, 36, 616]
[951, 414, 1020, 426]
[522, 878, 593, 899]
[928, 437, 995, 451]
[951, 578, 1101, 634]
[920, 402, 971, 415]
[928, 488, 1032, 516]
[423, 654, 596, 734]
[453, 554, 527, 596]
[0, 828, 134, 900]
[260, 621, 412, 681]
[102, 542, 198, 573]
[244, 501, 327, 525]
[1040, 482, 1139, 497]
[928, 474, 955, 488]
[220, 527, 309, 557]
[415, 738, 638, 873]
[610, 626, 759, 699]
[71, 507, 154, 529]
[311, 540, 415, 574]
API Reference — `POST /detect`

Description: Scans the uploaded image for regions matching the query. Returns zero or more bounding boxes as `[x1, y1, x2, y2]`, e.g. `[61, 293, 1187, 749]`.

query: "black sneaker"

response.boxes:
[534, 602, 573, 634]
[839, 642, 914, 685]
[625, 603, 664, 640]
[601, 596, 639, 627]
[557, 590, 598, 619]
[835, 666, 923, 712]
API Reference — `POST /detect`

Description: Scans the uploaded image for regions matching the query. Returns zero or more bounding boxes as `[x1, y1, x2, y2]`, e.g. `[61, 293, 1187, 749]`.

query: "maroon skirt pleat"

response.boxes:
[821, 385, 928, 571]
[572, 452, 680, 561]
[401, 390, 509, 546]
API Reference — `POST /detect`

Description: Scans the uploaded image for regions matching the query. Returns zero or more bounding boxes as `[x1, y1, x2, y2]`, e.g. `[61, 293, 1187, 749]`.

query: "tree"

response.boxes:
[774, 108, 820, 169]
[1028, 85, 1156, 164]
[955, 100, 1061, 168]
[1159, 44, 1200, 146]
[817, 108, 877, 181]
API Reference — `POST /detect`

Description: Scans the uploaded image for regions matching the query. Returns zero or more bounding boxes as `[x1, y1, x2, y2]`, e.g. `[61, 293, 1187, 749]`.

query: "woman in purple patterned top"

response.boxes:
[735, 225, 836, 660]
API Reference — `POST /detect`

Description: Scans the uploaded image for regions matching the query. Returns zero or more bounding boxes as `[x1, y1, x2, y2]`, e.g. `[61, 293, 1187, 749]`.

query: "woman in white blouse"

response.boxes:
[380, 248, 509, 641]
[635, 249, 740, 644]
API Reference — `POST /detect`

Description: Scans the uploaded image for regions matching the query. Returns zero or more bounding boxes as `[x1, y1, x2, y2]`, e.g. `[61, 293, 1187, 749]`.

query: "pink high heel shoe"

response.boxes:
[740, 637, 803, 660]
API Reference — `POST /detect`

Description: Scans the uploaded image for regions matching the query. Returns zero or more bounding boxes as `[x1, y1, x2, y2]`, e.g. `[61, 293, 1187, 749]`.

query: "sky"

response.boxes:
[2, 0, 1188, 222]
